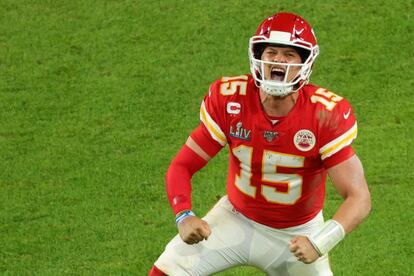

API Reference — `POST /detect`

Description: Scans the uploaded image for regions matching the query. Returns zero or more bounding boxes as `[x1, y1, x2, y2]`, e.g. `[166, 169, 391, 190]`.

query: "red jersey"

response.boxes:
[200, 74, 357, 228]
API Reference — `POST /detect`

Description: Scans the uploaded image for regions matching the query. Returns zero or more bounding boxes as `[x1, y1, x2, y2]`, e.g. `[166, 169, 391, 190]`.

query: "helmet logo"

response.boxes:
[293, 27, 304, 40]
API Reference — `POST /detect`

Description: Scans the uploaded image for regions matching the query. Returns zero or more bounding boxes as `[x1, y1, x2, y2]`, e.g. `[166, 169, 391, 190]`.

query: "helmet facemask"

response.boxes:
[249, 38, 319, 97]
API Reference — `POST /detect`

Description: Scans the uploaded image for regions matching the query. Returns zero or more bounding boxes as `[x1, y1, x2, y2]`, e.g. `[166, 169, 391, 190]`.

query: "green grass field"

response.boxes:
[1, 0, 413, 275]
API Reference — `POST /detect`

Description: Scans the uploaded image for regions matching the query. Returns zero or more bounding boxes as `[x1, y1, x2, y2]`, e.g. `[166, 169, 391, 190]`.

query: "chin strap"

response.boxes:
[260, 77, 308, 97]
[308, 219, 346, 256]
[261, 82, 293, 97]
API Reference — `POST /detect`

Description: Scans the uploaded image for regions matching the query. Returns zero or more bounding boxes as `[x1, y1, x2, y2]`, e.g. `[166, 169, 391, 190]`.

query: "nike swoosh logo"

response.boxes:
[343, 108, 351, 119]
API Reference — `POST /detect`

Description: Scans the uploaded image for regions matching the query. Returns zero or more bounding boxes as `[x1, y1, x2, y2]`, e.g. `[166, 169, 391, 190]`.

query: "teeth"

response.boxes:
[269, 66, 286, 81]
[271, 68, 285, 73]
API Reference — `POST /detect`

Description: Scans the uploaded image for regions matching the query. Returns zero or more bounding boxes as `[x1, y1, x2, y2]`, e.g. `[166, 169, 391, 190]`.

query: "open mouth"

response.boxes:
[270, 67, 286, 81]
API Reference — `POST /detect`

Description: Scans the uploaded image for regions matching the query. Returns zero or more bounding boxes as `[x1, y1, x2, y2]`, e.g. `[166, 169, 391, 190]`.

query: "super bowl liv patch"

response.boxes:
[230, 122, 251, 141]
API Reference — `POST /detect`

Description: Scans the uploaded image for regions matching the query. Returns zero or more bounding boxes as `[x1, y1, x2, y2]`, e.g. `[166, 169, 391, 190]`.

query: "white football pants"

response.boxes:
[154, 196, 333, 276]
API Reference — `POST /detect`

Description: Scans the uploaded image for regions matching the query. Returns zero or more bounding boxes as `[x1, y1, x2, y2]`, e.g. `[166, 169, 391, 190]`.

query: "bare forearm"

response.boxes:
[328, 155, 372, 234]
[332, 194, 371, 233]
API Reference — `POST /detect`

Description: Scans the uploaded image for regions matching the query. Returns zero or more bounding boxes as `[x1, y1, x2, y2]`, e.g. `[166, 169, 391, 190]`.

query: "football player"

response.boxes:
[149, 12, 371, 276]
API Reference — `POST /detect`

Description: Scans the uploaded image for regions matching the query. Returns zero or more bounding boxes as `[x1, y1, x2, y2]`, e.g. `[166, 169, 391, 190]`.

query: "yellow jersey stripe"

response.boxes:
[320, 123, 358, 160]
[200, 102, 227, 146]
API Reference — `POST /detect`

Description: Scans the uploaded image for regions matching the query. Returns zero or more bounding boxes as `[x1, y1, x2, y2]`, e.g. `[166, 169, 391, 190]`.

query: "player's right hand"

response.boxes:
[177, 216, 211, 244]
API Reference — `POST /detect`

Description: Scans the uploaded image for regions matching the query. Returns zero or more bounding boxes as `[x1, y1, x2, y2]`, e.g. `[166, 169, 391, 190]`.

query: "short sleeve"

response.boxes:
[199, 79, 228, 146]
[318, 98, 358, 168]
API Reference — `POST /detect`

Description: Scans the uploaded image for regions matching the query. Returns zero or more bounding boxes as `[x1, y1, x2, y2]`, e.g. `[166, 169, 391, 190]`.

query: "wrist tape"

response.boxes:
[175, 210, 196, 225]
[308, 219, 346, 256]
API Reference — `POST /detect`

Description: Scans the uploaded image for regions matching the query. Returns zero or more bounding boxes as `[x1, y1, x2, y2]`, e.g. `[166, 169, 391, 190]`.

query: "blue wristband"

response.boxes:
[175, 210, 196, 225]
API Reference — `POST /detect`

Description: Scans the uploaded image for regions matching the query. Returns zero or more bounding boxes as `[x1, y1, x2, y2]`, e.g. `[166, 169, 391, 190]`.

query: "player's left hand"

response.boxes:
[289, 236, 320, 264]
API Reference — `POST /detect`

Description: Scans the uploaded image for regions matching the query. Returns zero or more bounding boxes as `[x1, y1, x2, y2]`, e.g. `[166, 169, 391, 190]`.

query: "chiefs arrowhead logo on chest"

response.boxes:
[293, 129, 316, 151]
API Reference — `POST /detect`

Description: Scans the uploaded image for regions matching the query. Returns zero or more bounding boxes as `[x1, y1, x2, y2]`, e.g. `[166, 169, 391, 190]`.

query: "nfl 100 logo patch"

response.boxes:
[263, 130, 278, 142]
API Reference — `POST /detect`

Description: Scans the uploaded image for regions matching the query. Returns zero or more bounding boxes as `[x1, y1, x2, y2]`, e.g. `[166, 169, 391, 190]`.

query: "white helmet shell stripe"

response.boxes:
[269, 31, 291, 41]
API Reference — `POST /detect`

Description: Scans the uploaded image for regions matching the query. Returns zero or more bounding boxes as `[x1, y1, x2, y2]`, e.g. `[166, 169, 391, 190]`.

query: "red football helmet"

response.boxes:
[248, 12, 319, 96]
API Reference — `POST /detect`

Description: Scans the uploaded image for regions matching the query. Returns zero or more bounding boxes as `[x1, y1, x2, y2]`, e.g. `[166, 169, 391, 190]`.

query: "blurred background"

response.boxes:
[0, 0, 412, 274]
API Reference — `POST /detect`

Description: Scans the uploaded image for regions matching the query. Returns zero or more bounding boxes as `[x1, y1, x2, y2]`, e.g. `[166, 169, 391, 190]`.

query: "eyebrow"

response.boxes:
[266, 47, 299, 54]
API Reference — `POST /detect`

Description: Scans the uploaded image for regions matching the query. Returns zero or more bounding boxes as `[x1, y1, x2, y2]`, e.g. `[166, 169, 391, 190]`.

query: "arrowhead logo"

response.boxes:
[293, 129, 316, 151]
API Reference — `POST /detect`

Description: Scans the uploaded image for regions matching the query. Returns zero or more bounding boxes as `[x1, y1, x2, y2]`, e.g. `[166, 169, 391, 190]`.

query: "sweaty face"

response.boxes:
[260, 46, 302, 82]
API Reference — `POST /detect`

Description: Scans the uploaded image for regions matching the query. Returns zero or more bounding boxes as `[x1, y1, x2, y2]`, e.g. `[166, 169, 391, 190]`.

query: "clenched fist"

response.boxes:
[177, 216, 211, 244]
[289, 236, 320, 264]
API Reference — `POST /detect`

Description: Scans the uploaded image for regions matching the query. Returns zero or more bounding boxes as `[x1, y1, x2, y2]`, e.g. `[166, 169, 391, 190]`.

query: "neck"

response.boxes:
[259, 89, 299, 117]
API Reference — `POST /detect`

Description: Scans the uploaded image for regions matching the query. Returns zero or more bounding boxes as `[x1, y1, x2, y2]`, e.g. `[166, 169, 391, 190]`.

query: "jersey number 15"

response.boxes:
[233, 145, 305, 205]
